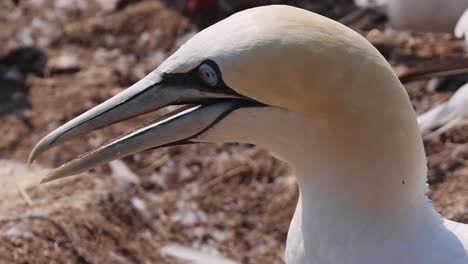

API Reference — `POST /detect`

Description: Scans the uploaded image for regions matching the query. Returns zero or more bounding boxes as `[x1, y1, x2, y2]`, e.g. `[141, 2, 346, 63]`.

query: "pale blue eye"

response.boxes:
[199, 63, 218, 86]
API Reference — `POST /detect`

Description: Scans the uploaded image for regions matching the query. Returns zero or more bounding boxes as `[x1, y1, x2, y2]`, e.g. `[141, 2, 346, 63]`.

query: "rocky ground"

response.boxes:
[0, 0, 467, 263]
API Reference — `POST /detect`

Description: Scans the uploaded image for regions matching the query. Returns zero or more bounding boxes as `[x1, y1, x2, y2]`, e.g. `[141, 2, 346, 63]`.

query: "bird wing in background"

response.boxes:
[418, 9, 468, 138]
[160, 244, 239, 264]
[409, 12, 468, 138]
[418, 83, 468, 138]
[455, 8, 468, 41]
[354, 0, 388, 10]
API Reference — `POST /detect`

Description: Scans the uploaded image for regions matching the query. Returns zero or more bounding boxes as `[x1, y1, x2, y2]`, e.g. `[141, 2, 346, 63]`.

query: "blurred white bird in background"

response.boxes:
[408, 6, 468, 138]
[354, 0, 468, 32]
[354, 0, 468, 139]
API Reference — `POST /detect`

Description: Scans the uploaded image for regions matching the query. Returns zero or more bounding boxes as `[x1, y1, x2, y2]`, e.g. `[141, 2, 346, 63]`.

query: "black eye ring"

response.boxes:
[198, 63, 218, 86]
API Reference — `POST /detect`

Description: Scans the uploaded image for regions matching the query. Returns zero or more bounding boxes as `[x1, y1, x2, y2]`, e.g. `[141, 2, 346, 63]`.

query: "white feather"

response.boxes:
[160, 244, 239, 264]
[418, 83, 468, 138]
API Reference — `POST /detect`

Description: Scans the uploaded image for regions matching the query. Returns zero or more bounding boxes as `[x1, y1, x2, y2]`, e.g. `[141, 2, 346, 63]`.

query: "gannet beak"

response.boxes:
[29, 68, 260, 183]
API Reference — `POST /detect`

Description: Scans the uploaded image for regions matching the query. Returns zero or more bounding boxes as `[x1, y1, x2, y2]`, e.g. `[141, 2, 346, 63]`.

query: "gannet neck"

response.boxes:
[277, 77, 466, 263]
[288, 191, 465, 264]
[199, 100, 466, 263]
[294, 164, 439, 263]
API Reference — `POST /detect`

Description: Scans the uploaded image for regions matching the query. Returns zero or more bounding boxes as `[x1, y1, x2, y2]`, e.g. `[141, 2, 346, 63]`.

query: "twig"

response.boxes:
[201, 165, 250, 192]
[338, 8, 368, 26]
[15, 184, 33, 206]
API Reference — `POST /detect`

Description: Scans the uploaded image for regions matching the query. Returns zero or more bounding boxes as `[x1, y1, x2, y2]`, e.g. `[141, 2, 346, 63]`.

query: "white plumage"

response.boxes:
[418, 83, 468, 138]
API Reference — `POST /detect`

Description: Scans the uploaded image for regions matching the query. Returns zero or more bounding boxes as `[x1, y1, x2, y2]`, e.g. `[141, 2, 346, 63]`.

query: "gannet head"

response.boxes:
[29, 5, 425, 198]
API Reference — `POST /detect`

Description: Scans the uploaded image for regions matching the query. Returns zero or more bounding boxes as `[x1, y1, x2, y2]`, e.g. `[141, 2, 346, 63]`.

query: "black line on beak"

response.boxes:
[150, 100, 263, 149]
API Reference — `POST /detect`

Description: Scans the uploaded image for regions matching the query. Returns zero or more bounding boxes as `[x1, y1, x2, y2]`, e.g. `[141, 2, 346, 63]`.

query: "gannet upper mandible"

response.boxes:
[28, 5, 468, 264]
[355, 0, 468, 32]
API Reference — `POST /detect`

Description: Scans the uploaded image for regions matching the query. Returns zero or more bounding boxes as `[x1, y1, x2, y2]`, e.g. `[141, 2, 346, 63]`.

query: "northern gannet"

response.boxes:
[355, 0, 468, 32]
[28, 5, 468, 264]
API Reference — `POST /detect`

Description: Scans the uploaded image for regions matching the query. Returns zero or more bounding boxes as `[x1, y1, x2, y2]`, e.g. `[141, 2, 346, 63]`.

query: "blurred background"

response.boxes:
[0, 0, 467, 263]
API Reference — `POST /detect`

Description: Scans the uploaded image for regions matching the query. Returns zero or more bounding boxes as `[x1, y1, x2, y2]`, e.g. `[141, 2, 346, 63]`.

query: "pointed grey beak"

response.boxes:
[29, 68, 260, 183]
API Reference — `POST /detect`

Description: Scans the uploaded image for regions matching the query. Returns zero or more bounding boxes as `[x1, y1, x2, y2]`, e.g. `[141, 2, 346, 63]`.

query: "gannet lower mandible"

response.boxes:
[355, 0, 468, 32]
[28, 5, 468, 264]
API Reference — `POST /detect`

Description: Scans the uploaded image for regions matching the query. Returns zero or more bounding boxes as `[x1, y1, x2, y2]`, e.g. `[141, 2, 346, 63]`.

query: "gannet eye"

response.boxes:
[198, 63, 218, 86]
